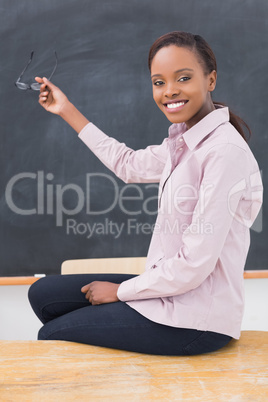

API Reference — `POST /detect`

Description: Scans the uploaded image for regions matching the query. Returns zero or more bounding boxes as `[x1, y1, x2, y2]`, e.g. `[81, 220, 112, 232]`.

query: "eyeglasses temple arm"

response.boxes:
[16, 51, 34, 83]
[47, 51, 58, 80]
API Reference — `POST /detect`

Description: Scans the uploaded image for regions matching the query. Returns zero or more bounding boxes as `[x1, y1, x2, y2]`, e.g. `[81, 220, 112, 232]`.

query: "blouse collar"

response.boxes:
[168, 107, 230, 151]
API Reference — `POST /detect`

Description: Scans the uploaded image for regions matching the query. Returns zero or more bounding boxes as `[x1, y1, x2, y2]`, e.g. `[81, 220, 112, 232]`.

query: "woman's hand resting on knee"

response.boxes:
[81, 281, 120, 305]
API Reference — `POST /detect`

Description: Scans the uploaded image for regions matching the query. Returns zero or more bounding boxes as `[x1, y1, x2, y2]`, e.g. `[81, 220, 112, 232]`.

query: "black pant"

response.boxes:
[28, 274, 232, 355]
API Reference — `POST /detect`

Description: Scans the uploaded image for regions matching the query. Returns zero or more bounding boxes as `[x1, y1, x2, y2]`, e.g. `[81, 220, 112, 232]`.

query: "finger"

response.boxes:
[39, 95, 46, 105]
[87, 291, 94, 304]
[39, 91, 49, 99]
[35, 77, 47, 93]
[39, 97, 48, 103]
[81, 284, 91, 293]
[35, 76, 44, 84]
[39, 93, 48, 102]
[40, 83, 48, 92]
[42, 77, 57, 90]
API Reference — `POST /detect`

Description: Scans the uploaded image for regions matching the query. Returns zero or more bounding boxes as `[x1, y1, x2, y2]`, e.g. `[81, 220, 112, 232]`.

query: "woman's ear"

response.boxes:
[208, 70, 217, 92]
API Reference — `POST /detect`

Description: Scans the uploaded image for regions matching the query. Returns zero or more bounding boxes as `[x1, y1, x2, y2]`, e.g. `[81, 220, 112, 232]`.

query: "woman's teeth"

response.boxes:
[166, 101, 185, 109]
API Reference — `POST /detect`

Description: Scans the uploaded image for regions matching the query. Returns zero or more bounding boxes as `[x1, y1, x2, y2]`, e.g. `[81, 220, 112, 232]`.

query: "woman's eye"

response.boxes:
[179, 76, 190, 82]
[153, 81, 164, 86]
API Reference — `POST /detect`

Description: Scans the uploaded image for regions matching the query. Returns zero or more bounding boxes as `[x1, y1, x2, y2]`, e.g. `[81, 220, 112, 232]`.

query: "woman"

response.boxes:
[28, 31, 263, 355]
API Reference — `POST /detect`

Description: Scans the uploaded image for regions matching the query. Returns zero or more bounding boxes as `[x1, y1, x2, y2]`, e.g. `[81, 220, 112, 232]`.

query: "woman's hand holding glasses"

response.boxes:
[35, 77, 69, 116]
[16, 51, 89, 132]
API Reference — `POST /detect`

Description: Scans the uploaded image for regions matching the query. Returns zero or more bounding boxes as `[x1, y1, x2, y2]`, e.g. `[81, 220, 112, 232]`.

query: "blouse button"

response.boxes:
[179, 147, 183, 151]
[179, 138, 184, 142]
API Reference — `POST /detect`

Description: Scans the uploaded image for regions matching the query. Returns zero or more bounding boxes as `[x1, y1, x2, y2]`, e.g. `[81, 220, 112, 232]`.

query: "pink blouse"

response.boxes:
[79, 107, 263, 339]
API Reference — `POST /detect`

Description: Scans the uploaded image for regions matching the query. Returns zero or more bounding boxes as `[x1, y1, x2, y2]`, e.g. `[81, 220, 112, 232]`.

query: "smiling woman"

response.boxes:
[148, 32, 251, 140]
[150, 46, 217, 128]
[28, 31, 262, 356]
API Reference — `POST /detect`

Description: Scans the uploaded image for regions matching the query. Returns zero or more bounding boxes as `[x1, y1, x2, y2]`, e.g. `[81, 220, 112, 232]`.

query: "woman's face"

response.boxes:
[150, 45, 217, 129]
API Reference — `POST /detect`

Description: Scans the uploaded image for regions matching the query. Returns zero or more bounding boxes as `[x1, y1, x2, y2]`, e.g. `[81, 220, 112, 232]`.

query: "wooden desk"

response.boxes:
[0, 270, 267, 286]
[0, 331, 267, 401]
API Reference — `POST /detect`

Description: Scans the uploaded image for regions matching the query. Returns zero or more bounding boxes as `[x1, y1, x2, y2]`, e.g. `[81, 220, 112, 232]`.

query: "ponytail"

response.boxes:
[213, 102, 251, 142]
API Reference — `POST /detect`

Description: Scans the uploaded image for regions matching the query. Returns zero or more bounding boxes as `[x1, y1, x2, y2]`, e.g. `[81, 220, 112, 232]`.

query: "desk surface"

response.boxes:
[0, 270, 268, 286]
[0, 331, 267, 401]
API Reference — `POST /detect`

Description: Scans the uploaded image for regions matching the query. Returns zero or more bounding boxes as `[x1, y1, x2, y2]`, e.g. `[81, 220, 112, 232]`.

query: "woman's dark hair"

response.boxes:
[148, 31, 251, 142]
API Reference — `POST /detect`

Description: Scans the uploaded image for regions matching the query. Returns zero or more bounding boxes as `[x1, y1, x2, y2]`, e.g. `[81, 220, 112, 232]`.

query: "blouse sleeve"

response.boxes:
[117, 143, 263, 301]
[78, 122, 168, 183]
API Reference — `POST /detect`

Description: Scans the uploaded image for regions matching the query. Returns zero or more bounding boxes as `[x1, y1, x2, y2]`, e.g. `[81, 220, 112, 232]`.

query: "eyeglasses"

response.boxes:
[15, 51, 58, 91]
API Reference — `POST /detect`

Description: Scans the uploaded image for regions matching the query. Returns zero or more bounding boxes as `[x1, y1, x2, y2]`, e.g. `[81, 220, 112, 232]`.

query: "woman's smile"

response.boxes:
[163, 99, 189, 113]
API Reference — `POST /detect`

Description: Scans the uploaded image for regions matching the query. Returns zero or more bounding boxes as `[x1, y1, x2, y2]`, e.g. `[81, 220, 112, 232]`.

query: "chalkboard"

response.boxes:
[0, 0, 267, 276]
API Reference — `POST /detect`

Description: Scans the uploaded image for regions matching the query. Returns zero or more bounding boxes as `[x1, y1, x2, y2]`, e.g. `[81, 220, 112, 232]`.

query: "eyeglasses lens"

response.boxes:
[30, 83, 41, 91]
[15, 82, 30, 90]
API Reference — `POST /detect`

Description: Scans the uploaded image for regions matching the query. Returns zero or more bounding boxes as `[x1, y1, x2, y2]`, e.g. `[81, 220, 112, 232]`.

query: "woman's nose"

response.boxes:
[164, 82, 180, 98]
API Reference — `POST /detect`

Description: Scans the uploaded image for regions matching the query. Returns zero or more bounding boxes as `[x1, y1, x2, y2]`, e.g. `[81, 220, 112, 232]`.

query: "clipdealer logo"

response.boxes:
[4, 169, 263, 236]
[4, 171, 159, 227]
